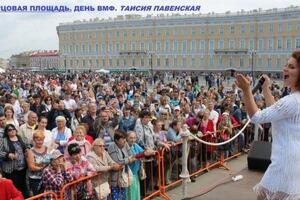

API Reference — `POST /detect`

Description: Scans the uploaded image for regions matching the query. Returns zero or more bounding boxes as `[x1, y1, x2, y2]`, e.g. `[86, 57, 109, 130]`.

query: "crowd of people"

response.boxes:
[0, 70, 286, 200]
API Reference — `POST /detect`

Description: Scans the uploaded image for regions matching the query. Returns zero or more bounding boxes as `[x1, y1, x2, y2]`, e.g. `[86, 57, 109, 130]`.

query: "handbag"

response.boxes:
[139, 161, 147, 180]
[118, 166, 134, 188]
[95, 182, 110, 199]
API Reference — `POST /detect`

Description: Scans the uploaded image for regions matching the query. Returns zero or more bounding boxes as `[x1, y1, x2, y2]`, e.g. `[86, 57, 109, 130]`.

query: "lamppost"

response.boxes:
[64, 55, 67, 73]
[149, 52, 154, 83]
[250, 49, 256, 86]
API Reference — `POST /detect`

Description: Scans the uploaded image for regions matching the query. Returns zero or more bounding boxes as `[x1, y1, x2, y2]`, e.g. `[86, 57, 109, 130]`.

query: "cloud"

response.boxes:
[0, 0, 299, 58]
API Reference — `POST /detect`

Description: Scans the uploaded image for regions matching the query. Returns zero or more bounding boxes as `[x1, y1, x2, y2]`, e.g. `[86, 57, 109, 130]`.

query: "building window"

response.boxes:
[148, 30, 152, 37]
[173, 40, 178, 52]
[269, 24, 274, 33]
[124, 58, 127, 66]
[141, 31, 144, 38]
[165, 58, 169, 67]
[132, 31, 136, 37]
[268, 57, 272, 68]
[286, 39, 292, 49]
[192, 57, 195, 66]
[209, 56, 214, 65]
[96, 59, 99, 67]
[141, 58, 144, 66]
[141, 42, 144, 51]
[95, 44, 99, 53]
[191, 28, 196, 36]
[296, 39, 300, 49]
[131, 42, 136, 50]
[116, 59, 119, 66]
[123, 31, 127, 38]
[109, 58, 112, 67]
[157, 30, 161, 37]
[174, 57, 177, 66]
[75, 45, 79, 53]
[278, 23, 282, 33]
[240, 57, 244, 67]
[191, 40, 196, 51]
[229, 40, 235, 49]
[229, 57, 233, 67]
[89, 44, 92, 53]
[259, 24, 264, 33]
[240, 39, 246, 49]
[249, 39, 254, 50]
[83, 59, 86, 67]
[157, 58, 160, 66]
[250, 24, 255, 33]
[123, 43, 127, 51]
[109, 43, 113, 52]
[219, 26, 224, 34]
[258, 57, 263, 66]
[209, 40, 214, 50]
[230, 25, 235, 34]
[268, 39, 273, 50]
[200, 27, 205, 34]
[147, 41, 152, 51]
[240, 25, 245, 34]
[156, 41, 161, 52]
[182, 57, 186, 66]
[277, 39, 282, 49]
[132, 58, 135, 66]
[102, 59, 105, 67]
[116, 43, 120, 51]
[82, 44, 85, 53]
[258, 39, 264, 50]
[165, 40, 170, 52]
[182, 40, 187, 52]
[200, 40, 205, 50]
[209, 27, 214, 35]
[287, 23, 292, 32]
[218, 40, 224, 49]
[102, 44, 106, 53]
[116, 31, 120, 37]
[276, 58, 281, 67]
[218, 56, 223, 66]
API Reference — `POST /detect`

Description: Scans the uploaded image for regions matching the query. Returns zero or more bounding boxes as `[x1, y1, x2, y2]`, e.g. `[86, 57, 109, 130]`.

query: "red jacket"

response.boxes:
[0, 178, 23, 200]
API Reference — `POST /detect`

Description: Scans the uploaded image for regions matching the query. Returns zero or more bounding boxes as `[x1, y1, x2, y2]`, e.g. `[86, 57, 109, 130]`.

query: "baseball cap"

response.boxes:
[50, 150, 64, 160]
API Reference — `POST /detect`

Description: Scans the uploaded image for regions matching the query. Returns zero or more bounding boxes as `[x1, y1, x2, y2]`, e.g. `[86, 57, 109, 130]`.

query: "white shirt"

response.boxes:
[64, 99, 77, 111]
[251, 92, 300, 196]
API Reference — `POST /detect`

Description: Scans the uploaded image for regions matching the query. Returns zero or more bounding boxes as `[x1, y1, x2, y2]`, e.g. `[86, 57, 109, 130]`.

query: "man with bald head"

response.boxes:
[18, 111, 38, 147]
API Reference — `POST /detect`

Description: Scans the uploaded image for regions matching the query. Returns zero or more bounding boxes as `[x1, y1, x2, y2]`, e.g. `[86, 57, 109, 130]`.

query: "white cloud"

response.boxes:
[0, 0, 299, 58]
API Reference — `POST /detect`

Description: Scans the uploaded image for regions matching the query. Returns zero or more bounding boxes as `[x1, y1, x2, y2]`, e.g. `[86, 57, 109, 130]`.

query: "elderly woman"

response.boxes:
[42, 150, 73, 200]
[126, 131, 156, 200]
[51, 116, 72, 153]
[108, 130, 136, 200]
[26, 130, 51, 195]
[0, 124, 28, 198]
[86, 139, 123, 200]
[65, 143, 96, 199]
[65, 126, 92, 159]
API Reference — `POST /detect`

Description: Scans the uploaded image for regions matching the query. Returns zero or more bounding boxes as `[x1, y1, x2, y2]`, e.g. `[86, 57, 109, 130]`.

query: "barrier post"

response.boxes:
[179, 124, 190, 199]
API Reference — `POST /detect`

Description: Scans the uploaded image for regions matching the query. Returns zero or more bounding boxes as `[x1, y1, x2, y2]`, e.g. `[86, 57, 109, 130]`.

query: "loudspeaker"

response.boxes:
[247, 141, 272, 171]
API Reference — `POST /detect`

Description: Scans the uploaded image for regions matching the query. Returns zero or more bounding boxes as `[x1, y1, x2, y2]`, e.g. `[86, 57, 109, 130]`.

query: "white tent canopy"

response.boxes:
[96, 69, 110, 74]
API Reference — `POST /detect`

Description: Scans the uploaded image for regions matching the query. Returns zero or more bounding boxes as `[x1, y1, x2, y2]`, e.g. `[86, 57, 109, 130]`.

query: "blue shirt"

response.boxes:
[129, 143, 143, 175]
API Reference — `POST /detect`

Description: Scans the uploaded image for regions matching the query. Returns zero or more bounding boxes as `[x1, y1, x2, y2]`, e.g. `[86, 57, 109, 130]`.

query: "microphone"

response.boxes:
[252, 77, 265, 94]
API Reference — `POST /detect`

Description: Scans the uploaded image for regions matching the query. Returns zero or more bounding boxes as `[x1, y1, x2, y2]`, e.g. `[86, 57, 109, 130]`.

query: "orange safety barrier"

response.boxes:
[59, 173, 98, 200]
[26, 191, 58, 200]
[28, 125, 253, 200]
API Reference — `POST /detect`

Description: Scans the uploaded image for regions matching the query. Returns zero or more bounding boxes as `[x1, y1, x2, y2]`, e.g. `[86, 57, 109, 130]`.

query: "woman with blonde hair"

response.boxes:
[65, 126, 92, 159]
[26, 130, 51, 195]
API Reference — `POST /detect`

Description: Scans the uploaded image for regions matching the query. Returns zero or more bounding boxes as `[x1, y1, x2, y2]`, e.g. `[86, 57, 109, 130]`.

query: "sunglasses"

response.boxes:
[7, 128, 16, 132]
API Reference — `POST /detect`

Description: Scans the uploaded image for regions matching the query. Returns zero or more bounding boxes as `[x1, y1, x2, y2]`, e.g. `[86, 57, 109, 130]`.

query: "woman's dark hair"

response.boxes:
[4, 124, 17, 138]
[114, 129, 127, 142]
[67, 143, 81, 156]
[139, 110, 151, 118]
[292, 51, 300, 89]
[170, 120, 179, 129]
[38, 115, 48, 122]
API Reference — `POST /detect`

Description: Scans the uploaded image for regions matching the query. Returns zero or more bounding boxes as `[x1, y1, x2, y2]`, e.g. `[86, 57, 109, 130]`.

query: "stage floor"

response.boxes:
[160, 154, 263, 200]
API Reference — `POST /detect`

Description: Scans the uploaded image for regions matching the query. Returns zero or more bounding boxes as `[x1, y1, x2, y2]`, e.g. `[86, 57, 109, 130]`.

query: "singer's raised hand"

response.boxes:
[235, 74, 251, 91]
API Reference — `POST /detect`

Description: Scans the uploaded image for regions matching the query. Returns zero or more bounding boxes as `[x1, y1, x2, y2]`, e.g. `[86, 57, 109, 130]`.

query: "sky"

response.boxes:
[0, 0, 299, 59]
